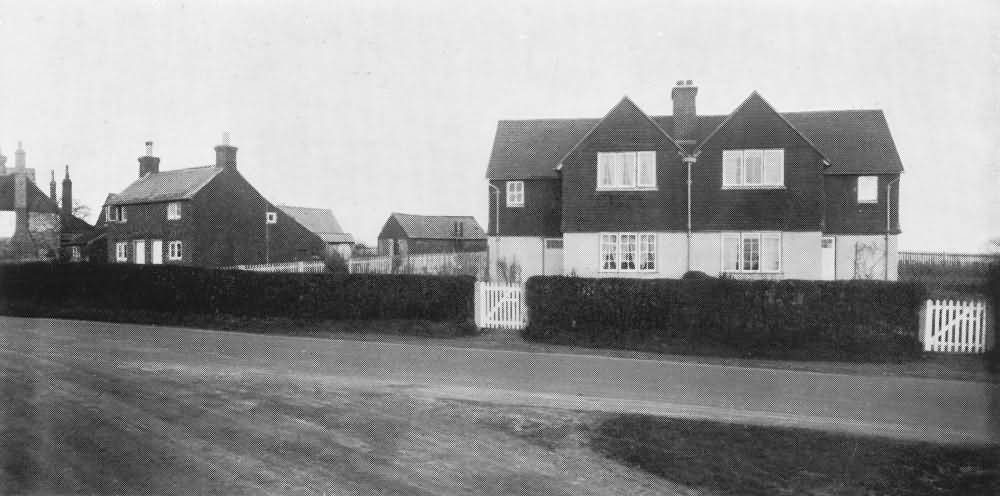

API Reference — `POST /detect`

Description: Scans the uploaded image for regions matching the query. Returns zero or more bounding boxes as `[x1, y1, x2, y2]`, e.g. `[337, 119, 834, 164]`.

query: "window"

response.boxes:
[600, 233, 656, 272]
[106, 205, 127, 223]
[167, 202, 182, 220]
[721, 232, 781, 273]
[115, 242, 128, 262]
[168, 241, 183, 261]
[266, 212, 278, 224]
[597, 151, 656, 190]
[722, 149, 784, 188]
[545, 239, 563, 250]
[71, 246, 81, 262]
[506, 181, 524, 207]
[857, 176, 878, 203]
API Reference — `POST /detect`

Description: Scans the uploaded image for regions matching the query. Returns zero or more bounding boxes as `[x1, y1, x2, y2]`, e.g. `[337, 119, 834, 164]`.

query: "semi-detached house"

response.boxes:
[486, 81, 903, 280]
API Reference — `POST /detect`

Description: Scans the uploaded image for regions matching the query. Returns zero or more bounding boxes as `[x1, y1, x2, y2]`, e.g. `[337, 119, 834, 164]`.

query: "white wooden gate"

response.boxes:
[475, 282, 527, 330]
[920, 299, 994, 353]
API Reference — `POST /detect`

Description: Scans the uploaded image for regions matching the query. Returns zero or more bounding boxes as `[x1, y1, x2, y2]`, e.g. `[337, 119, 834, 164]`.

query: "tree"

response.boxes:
[71, 200, 91, 222]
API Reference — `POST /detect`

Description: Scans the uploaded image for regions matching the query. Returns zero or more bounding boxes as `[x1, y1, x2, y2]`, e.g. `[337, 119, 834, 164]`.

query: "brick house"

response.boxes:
[104, 138, 325, 267]
[486, 81, 902, 280]
[377, 213, 487, 257]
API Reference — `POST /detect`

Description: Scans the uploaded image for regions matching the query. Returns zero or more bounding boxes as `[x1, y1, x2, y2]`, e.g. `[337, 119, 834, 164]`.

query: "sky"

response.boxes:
[0, 0, 997, 251]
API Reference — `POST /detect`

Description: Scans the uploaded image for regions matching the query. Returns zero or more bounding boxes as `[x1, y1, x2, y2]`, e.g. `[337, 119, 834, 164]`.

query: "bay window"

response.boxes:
[722, 232, 781, 273]
[600, 233, 656, 272]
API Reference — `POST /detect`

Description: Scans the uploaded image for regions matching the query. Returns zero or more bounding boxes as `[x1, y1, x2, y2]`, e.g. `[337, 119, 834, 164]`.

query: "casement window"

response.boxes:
[115, 241, 128, 262]
[722, 149, 784, 188]
[105, 205, 127, 223]
[506, 181, 524, 207]
[600, 233, 656, 272]
[857, 176, 878, 204]
[597, 151, 656, 190]
[167, 202, 182, 220]
[721, 232, 781, 273]
[167, 241, 183, 261]
[70, 246, 81, 262]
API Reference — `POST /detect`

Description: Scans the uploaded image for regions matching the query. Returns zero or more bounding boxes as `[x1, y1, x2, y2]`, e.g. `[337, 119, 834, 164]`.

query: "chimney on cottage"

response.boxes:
[0, 146, 7, 175]
[49, 170, 57, 202]
[62, 165, 73, 220]
[14, 174, 29, 235]
[214, 132, 237, 170]
[671, 80, 698, 142]
[138, 141, 160, 177]
[14, 141, 26, 171]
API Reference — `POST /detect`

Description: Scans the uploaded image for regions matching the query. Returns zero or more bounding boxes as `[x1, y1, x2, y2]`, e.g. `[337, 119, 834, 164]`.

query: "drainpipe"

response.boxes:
[885, 176, 900, 280]
[488, 182, 501, 281]
[682, 155, 698, 273]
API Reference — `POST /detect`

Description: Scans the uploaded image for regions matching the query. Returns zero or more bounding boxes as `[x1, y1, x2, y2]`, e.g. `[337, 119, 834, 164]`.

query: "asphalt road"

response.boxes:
[2, 316, 996, 446]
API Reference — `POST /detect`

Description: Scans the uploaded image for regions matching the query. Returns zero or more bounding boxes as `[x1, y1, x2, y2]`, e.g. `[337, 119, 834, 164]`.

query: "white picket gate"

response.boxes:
[474, 282, 527, 330]
[920, 299, 994, 353]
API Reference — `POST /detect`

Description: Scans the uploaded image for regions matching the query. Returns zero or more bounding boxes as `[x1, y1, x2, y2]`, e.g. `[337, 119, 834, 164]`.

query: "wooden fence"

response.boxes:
[920, 299, 994, 353]
[226, 261, 327, 273]
[349, 251, 488, 279]
[474, 282, 527, 330]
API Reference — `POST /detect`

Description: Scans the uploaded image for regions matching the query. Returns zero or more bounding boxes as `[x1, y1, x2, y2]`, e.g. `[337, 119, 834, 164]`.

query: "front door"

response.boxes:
[543, 238, 564, 275]
[134, 240, 146, 265]
[151, 240, 163, 264]
[820, 236, 836, 280]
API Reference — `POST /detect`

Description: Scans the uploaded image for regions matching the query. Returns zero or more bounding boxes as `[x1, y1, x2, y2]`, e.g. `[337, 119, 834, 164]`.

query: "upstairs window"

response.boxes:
[106, 205, 127, 223]
[597, 151, 656, 190]
[857, 176, 878, 204]
[721, 232, 781, 273]
[167, 202, 182, 220]
[722, 149, 784, 188]
[506, 181, 524, 207]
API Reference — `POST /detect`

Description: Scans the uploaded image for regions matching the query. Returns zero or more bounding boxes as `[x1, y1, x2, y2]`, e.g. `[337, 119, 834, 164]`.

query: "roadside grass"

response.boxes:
[0, 300, 477, 338]
[590, 414, 1000, 496]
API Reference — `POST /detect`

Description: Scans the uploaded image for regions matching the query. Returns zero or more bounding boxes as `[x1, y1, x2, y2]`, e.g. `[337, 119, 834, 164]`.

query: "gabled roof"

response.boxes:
[62, 214, 92, 234]
[109, 166, 223, 205]
[0, 175, 60, 213]
[486, 93, 903, 179]
[277, 205, 354, 244]
[382, 212, 486, 240]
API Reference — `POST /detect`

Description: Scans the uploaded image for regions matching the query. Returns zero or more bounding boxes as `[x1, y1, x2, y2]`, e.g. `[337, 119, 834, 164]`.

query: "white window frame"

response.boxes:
[167, 241, 183, 261]
[597, 151, 657, 191]
[857, 176, 878, 204]
[266, 212, 278, 224]
[505, 181, 524, 207]
[167, 202, 182, 220]
[722, 149, 784, 189]
[106, 205, 127, 223]
[71, 246, 81, 261]
[115, 241, 128, 262]
[720, 232, 782, 273]
[599, 232, 656, 273]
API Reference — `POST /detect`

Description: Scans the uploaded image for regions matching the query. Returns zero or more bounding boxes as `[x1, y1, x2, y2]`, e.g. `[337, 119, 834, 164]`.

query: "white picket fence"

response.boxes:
[920, 299, 994, 353]
[474, 282, 527, 330]
[227, 261, 327, 273]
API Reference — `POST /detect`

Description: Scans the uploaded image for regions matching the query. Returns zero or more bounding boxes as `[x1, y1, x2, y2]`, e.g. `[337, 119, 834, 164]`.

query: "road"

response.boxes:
[1, 316, 997, 494]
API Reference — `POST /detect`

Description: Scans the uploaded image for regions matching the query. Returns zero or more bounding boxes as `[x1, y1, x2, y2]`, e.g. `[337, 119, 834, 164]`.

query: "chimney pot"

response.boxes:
[138, 141, 160, 177]
[214, 133, 238, 169]
[14, 141, 25, 170]
[145, 141, 153, 156]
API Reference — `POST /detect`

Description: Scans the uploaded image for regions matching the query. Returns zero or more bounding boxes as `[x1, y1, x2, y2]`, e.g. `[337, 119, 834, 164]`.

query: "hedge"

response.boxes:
[523, 276, 927, 361]
[0, 263, 474, 322]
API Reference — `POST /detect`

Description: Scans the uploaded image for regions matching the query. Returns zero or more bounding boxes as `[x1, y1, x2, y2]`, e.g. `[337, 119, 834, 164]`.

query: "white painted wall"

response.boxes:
[832, 234, 898, 280]
[488, 236, 544, 282]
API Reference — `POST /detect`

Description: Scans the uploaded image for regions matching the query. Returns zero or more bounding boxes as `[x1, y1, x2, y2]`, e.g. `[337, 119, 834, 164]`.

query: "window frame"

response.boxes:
[167, 202, 182, 220]
[857, 176, 878, 204]
[106, 205, 127, 223]
[599, 232, 657, 273]
[596, 151, 657, 191]
[721, 149, 785, 189]
[505, 181, 525, 207]
[720, 232, 782, 273]
[167, 241, 183, 261]
[115, 241, 128, 262]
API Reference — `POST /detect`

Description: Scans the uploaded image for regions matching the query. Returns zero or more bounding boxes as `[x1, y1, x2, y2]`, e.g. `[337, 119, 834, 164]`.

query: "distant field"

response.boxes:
[898, 258, 995, 299]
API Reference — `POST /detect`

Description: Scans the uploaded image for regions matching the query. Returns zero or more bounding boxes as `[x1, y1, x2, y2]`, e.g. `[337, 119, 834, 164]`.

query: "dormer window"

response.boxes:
[506, 181, 524, 207]
[106, 205, 127, 223]
[597, 151, 656, 190]
[722, 149, 784, 188]
[167, 202, 182, 220]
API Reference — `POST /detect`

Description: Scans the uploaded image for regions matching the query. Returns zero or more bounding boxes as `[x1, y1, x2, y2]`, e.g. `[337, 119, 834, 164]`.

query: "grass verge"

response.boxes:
[591, 414, 1000, 496]
[0, 300, 478, 338]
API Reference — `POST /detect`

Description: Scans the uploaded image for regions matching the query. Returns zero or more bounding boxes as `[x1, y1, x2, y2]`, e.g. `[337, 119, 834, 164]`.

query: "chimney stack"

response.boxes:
[50, 170, 57, 202]
[671, 80, 698, 142]
[14, 174, 28, 234]
[62, 165, 73, 220]
[15, 141, 25, 170]
[138, 141, 160, 177]
[0, 146, 7, 175]
[214, 132, 237, 170]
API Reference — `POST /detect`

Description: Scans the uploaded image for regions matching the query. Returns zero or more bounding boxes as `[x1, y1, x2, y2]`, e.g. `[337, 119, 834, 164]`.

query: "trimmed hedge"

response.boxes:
[0, 263, 473, 322]
[523, 276, 927, 361]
